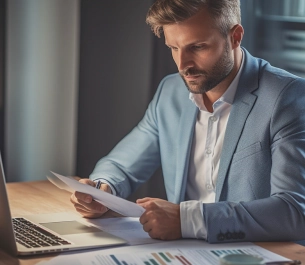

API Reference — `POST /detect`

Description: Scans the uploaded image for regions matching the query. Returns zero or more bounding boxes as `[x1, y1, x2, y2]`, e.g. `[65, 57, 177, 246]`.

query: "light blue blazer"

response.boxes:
[90, 48, 305, 243]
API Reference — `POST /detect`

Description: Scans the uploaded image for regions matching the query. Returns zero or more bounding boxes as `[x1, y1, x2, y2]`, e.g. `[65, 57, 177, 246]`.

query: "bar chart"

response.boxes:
[96, 247, 264, 265]
[39, 241, 292, 265]
[106, 250, 193, 265]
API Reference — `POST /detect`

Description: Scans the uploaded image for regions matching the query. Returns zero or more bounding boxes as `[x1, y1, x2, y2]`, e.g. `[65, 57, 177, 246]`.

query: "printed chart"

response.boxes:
[93, 247, 270, 265]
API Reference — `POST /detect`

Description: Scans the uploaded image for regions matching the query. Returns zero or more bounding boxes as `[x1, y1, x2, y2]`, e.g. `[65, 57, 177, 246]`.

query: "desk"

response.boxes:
[1, 181, 305, 265]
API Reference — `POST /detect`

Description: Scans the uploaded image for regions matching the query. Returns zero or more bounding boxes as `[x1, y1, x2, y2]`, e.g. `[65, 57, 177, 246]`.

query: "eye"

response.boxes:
[167, 46, 178, 52]
[191, 44, 206, 51]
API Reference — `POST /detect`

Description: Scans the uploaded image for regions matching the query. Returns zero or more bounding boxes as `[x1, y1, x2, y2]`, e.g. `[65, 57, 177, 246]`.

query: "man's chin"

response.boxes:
[181, 76, 204, 94]
[186, 83, 204, 94]
[187, 88, 202, 94]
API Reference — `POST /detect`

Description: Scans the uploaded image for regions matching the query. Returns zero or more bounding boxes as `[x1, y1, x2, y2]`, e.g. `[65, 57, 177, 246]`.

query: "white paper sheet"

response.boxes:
[40, 240, 291, 265]
[83, 217, 161, 246]
[47, 172, 145, 217]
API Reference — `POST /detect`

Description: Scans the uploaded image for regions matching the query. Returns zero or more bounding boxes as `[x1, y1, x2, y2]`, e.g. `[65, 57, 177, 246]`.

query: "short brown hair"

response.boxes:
[146, 0, 241, 38]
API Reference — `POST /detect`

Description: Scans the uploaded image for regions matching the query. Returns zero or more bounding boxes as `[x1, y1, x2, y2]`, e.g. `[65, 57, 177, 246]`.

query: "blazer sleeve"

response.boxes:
[89, 81, 164, 199]
[203, 78, 305, 243]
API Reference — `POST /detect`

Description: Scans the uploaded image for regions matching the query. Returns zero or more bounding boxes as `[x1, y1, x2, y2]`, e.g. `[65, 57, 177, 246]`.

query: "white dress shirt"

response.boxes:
[180, 51, 244, 239]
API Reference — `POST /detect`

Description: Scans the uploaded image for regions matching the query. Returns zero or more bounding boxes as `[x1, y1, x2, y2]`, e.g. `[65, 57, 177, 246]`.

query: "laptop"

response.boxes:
[0, 153, 127, 256]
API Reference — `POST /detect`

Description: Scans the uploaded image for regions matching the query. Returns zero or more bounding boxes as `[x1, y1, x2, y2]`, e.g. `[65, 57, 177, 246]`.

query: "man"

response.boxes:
[71, 0, 305, 243]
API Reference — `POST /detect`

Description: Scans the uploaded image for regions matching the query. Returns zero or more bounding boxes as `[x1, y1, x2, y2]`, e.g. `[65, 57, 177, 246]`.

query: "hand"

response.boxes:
[137, 197, 182, 240]
[70, 178, 112, 218]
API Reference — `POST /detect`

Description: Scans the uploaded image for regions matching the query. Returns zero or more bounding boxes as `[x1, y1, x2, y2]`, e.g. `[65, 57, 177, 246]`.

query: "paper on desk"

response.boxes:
[40, 240, 292, 265]
[47, 172, 145, 217]
[83, 217, 161, 246]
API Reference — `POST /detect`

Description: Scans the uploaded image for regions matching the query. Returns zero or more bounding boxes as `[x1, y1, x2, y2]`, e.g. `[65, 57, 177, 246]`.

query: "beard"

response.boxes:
[180, 41, 234, 94]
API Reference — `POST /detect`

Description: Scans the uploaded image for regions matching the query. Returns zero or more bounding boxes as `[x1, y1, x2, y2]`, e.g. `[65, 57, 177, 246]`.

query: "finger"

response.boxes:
[73, 200, 109, 216]
[136, 197, 153, 204]
[139, 208, 154, 225]
[99, 183, 112, 194]
[148, 230, 162, 240]
[137, 200, 160, 211]
[70, 192, 86, 206]
[71, 179, 96, 203]
[79, 178, 96, 187]
[74, 200, 108, 214]
[142, 222, 152, 233]
[70, 193, 90, 212]
[71, 192, 108, 212]
[139, 212, 147, 225]
[137, 198, 155, 209]
[81, 199, 108, 212]
[96, 184, 111, 211]
[74, 191, 93, 203]
[70, 179, 111, 215]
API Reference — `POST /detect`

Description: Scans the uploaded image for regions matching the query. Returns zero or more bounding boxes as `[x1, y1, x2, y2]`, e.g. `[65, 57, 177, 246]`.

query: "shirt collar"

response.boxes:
[189, 49, 245, 110]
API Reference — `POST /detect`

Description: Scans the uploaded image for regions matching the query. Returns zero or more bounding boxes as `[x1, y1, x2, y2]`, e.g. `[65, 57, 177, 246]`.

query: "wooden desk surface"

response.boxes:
[1, 181, 305, 265]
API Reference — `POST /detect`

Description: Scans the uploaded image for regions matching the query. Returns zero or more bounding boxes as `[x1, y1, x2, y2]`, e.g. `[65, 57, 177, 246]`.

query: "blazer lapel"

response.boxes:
[215, 48, 259, 202]
[174, 99, 198, 203]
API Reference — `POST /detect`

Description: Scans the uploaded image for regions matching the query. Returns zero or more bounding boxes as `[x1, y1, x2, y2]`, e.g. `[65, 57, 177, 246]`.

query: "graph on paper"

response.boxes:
[93, 247, 268, 265]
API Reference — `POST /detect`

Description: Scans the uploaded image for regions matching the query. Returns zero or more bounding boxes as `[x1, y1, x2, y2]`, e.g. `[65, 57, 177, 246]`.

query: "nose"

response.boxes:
[175, 50, 194, 72]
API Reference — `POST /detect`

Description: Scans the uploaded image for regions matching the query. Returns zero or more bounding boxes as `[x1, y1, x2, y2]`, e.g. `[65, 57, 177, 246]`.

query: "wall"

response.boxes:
[0, 0, 5, 163]
[5, 0, 80, 181]
[5, 0, 174, 200]
[77, 0, 174, 200]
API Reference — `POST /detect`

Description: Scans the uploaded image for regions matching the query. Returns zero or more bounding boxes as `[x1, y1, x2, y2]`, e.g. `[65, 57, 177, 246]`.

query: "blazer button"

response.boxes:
[238, 232, 245, 239]
[217, 233, 225, 241]
[225, 232, 232, 240]
[232, 232, 239, 239]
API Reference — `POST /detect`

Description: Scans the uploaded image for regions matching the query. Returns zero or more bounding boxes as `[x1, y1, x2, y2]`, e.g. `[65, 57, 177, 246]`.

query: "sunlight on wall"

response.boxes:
[5, 0, 80, 181]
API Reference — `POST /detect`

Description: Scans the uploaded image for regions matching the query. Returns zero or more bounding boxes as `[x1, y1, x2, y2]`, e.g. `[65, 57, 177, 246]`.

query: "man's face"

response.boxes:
[163, 9, 234, 94]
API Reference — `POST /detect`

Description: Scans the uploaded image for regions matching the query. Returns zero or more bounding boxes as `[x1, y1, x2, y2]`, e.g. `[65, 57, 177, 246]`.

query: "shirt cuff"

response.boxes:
[180, 200, 207, 239]
[93, 178, 117, 196]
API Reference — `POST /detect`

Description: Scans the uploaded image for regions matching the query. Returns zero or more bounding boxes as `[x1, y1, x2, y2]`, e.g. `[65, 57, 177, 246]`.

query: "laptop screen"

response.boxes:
[0, 152, 18, 256]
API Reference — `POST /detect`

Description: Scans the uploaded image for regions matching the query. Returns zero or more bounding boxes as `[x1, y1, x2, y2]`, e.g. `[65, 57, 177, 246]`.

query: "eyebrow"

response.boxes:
[165, 41, 207, 48]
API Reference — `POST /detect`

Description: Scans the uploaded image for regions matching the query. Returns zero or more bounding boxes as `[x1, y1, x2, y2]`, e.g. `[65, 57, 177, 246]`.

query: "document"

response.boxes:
[47, 172, 145, 217]
[83, 217, 161, 246]
[41, 240, 291, 265]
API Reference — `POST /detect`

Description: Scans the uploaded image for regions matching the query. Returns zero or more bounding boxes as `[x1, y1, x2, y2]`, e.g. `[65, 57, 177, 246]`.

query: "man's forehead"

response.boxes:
[163, 21, 219, 47]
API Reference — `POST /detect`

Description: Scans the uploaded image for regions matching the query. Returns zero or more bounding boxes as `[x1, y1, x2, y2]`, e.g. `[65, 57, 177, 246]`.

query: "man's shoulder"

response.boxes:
[243, 47, 305, 86]
[261, 62, 301, 79]
[259, 62, 305, 90]
[244, 50, 305, 91]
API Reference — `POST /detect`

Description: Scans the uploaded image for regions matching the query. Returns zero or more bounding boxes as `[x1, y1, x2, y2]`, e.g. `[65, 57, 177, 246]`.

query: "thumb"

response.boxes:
[99, 183, 112, 194]
[79, 178, 95, 187]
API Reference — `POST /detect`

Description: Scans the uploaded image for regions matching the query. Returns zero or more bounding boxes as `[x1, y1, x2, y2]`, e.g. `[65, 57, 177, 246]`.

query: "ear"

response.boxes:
[230, 24, 244, 48]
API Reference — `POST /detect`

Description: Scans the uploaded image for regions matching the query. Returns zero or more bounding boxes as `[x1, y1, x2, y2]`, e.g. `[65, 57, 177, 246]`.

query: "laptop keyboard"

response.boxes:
[12, 217, 71, 248]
